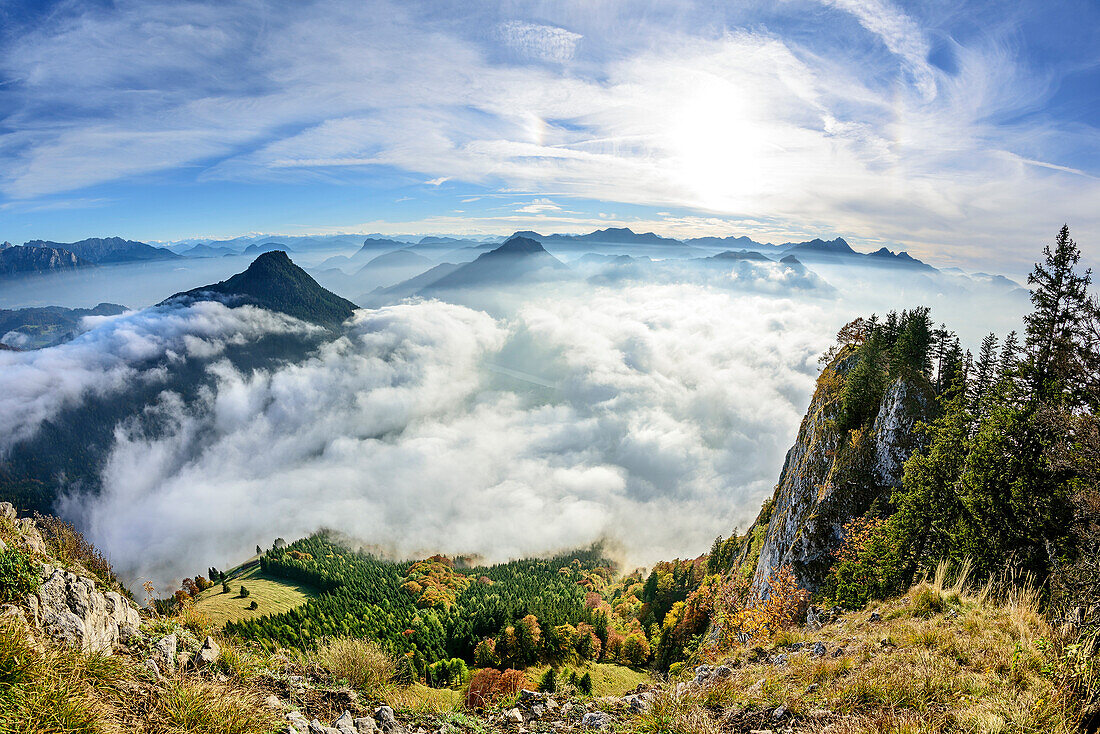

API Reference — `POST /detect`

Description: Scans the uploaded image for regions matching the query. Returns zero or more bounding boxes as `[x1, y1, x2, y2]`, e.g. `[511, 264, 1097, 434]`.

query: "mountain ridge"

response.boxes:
[25, 236, 180, 264]
[1, 244, 94, 277]
[420, 236, 569, 292]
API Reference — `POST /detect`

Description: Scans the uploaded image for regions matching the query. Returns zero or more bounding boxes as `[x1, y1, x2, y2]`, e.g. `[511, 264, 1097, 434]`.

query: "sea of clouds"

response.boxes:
[0, 264, 1028, 590]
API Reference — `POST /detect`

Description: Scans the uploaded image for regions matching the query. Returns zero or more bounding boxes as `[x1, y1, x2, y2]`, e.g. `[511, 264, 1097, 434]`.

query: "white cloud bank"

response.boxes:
[0, 302, 318, 449]
[17, 285, 832, 590]
[0, 260, 1031, 592]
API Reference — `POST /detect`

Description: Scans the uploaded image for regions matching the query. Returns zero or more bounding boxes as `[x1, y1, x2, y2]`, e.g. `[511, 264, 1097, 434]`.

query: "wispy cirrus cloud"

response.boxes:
[0, 0, 1096, 271]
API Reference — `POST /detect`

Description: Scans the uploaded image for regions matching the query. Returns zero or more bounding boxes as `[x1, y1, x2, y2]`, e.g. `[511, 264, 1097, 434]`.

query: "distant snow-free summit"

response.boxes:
[24, 236, 181, 264]
[420, 235, 569, 291]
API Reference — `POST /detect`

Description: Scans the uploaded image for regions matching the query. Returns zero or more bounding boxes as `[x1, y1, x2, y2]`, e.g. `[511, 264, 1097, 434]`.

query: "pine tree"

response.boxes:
[839, 328, 888, 431]
[1025, 225, 1093, 405]
[706, 536, 723, 574]
[970, 333, 999, 414]
[890, 307, 933, 377]
[890, 387, 972, 573]
[939, 336, 964, 395]
[999, 330, 1020, 379]
[538, 667, 557, 693]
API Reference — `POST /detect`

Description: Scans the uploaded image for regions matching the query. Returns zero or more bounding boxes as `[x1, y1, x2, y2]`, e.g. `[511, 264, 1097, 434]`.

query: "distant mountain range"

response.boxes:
[163, 251, 357, 328]
[1, 244, 93, 277]
[0, 227, 996, 289]
[2, 237, 182, 277]
[515, 227, 683, 246]
[504, 229, 934, 272]
[360, 236, 569, 305]
[178, 243, 239, 258]
[680, 235, 936, 272]
[683, 235, 768, 250]
[25, 237, 181, 264]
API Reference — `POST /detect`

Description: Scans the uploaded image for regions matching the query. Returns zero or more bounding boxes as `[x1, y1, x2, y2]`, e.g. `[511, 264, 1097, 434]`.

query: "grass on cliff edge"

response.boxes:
[632, 565, 1096, 734]
[0, 616, 279, 734]
[192, 565, 318, 627]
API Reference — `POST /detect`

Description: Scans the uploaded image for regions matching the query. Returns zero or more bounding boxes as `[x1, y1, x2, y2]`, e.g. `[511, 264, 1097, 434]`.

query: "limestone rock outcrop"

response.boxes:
[30, 565, 142, 654]
[0, 502, 46, 554]
[1, 502, 143, 655]
[743, 349, 934, 598]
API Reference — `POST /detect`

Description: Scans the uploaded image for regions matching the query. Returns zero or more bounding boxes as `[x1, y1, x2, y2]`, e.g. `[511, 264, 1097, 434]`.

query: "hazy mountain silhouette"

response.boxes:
[179, 244, 239, 258]
[355, 249, 434, 275]
[1, 244, 94, 277]
[421, 236, 569, 292]
[25, 237, 180, 264]
[242, 242, 294, 256]
[709, 250, 773, 262]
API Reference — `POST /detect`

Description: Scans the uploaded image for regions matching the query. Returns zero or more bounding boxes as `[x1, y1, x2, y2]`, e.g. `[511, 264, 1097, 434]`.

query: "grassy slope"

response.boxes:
[525, 662, 651, 698]
[193, 565, 318, 627]
[586, 662, 651, 697]
[636, 569, 1088, 734]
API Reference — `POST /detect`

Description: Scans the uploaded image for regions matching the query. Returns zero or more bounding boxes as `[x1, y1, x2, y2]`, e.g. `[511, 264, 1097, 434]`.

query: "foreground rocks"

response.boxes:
[1, 502, 144, 656]
[274, 685, 667, 734]
[30, 565, 142, 654]
[286, 705, 400, 734]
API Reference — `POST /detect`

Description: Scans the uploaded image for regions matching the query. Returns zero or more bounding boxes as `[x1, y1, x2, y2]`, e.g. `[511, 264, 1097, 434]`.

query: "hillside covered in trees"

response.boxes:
[217, 535, 626, 680]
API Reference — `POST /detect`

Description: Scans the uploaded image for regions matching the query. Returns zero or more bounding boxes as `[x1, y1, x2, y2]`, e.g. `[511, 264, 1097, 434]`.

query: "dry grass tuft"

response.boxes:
[0, 616, 128, 733]
[386, 683, 464, 714]
[0, 608, 278, 734]
[145, 676, 279, 734]
[314, 637, 396, 695]
[634, 686, 721, 734]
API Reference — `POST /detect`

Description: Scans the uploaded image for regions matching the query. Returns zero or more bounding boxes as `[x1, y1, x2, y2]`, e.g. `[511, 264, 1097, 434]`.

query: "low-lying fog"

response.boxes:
[0, 244, 1030, 591]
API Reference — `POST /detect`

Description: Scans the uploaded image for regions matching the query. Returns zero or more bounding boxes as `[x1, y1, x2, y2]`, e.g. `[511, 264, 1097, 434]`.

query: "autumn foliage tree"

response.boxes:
[713, 566, 808, 648]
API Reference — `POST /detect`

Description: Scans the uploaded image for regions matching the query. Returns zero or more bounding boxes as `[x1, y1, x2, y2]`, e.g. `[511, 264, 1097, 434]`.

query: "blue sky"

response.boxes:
[0, 0, 1097, 273]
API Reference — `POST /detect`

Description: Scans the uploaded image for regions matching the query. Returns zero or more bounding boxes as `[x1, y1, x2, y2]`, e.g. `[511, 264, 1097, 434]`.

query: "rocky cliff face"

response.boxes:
[0, 502, 142, 655]
[743, 349, 934, 599]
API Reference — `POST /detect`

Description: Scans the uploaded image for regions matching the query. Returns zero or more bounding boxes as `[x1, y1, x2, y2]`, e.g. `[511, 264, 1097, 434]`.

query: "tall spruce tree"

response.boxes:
[1025, 225, 1093, 405]
[970, 333, 999, 414]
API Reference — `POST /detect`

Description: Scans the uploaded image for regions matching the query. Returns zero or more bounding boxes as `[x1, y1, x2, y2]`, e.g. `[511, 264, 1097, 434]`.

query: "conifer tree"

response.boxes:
[1025, 225, 1093, 405]
[838, 328, 887, 431]
[970, 333, 999, 413]
[890, 307, 933, 377]
[706, 536, 724, 574]
[999, 330, 1020, 379]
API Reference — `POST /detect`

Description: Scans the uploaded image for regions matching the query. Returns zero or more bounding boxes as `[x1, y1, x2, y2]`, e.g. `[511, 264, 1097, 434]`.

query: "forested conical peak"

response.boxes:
[165, 251, 358, 327]
[236, 249, 295, 278]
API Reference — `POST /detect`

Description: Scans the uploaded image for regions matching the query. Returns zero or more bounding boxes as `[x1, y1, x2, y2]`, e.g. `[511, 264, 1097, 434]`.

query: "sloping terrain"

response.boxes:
[165, 251, 357, 328]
